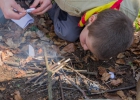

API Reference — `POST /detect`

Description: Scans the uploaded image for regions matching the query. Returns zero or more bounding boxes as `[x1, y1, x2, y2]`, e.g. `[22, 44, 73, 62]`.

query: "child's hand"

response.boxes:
[30, 0, 52, 15]
[0, 0, 26, 19]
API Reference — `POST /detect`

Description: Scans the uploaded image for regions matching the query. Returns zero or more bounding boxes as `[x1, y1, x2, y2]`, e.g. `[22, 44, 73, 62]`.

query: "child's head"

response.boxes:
[80, 9, 134, 60]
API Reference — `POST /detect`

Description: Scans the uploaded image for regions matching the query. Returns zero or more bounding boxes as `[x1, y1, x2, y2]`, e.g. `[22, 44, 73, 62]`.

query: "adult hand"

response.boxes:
[0, 0, 26, 19]
[30, 0, 52, 15]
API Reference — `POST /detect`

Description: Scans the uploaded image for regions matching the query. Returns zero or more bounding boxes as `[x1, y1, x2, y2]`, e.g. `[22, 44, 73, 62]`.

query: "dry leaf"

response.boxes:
[101, 72, 110, 81]
[110, 78, 123, 86]
[133, 51, 140, 55]
[133, 59, 140, 65]
[129, 90, 136, 96]
[49, 32, 56, 38]
[51, 45, 60, 54]
[98, 66, 107, 75]
[116, 59, 125, 64]
[1, 52, 6, 61]
[38, 48, 43, 54]
[136, 78, 140, 100]
[14, 91, 22, 100]
[116, 71, 126, 75]
[117, 53, 125, 58]
[90, 55, 99, 61]
[117, 91, 127, 100]
[6, 50, 13, 57]
[108, 67, 116, 73]
[135, 72, 140, 81]
[0, 51, 3, 66]
[5, 38, 20, 48]
[124, 51, 131, 57]
[62, 43, 76, 53]
[0, 87, 5, 91]
[127, 97, 133, 100]
[15, 70, 26, 78]
[42, 28, 49, 33]
[104, 93, 121, 100]
[83, 54, 90, 63]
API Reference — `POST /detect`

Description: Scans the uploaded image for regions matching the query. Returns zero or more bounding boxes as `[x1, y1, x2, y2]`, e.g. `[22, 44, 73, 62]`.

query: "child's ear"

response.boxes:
[82, 43, 89, 51]
[88, 15, 97, 24]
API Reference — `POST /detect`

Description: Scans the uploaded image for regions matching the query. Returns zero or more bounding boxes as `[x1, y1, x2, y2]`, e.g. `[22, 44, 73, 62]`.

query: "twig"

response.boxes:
[25, 66, 44, 71]
[88, 85, 136, 95]
[44, 47, 53, 100]
[63, 68, 97, 76]
[59, 75, 64, 100]
[25, 70, 46, 84]
[62, 70, 88, 99]
[4, 60, 20, 66]
[66, 65, 98, 84]
[136, 78, 140, 100]
[103, 81, 111, 90]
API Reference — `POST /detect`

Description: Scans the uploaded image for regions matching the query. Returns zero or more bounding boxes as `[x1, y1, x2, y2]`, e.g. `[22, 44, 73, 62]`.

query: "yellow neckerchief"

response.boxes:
[78, 0, 123, 27]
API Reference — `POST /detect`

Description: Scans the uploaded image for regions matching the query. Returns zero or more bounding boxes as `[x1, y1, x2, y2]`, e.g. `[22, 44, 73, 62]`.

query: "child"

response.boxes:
[48, 0, 140, 60]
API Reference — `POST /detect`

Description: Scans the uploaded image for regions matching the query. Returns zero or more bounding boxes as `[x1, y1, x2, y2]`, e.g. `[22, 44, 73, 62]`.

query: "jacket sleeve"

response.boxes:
[120, 0, 140, 22]
[55, 0, 115, 17]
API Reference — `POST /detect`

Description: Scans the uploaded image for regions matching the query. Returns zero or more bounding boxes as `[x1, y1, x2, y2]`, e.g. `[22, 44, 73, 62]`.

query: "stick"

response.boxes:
[62, 71, 88, 99]
[88, 85, 136, 95]
[63, 68, 97, 76]
[59, 75, 64, 100]
[66, 65, 98, 84]
[25, 70, 46, 84]
[44, 47, 53, 100]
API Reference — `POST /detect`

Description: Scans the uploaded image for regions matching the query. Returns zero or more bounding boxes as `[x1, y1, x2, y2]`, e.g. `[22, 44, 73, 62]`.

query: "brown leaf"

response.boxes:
[117, 91, 127, 100]
[116, 59, 125, 64]
[104, 93, 121, 100]
[116, 71, 126, 75]
[0, 51, 3, 66]
[133, 51, 140, 55]
[49, 32, 56, 38]
[98, 66, 107, 75]
[1, 52, 6, 61]
[101, 72, 110, 81]
[42, 28, 49, 34]
[83, 54, 90, 63]
[38, 48, 43, 54]
[0, 87, 5, 91]
[135, 72, 140, 81]
[15, 70, 26, 78]
[5, 38, 20, 48]
[90, 55, 99, 61]
[14, 91, 22, 100]
[108, 67, 116, 73]
[129, 90, 136, 96]
[52, 45, 60, 53]
[133, 59, 140, 66]
[127, 97, 133, 100]
[117, 53, 125, 58]
[110, 78, 123, 86]
[6, 50, 13, 57]
[62, 43, 76, 53]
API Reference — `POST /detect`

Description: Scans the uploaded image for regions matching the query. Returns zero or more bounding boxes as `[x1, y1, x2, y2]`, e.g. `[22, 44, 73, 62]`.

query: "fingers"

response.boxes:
[30, 0, 40, 8]
[32, 3, 52, 15]
[11, 1, 26, 13]
[5, 8, 26, 19]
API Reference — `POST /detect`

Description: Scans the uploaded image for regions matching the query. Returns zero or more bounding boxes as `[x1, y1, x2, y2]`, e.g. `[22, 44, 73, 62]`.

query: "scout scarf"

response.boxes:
[78, 0, 123, 27]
